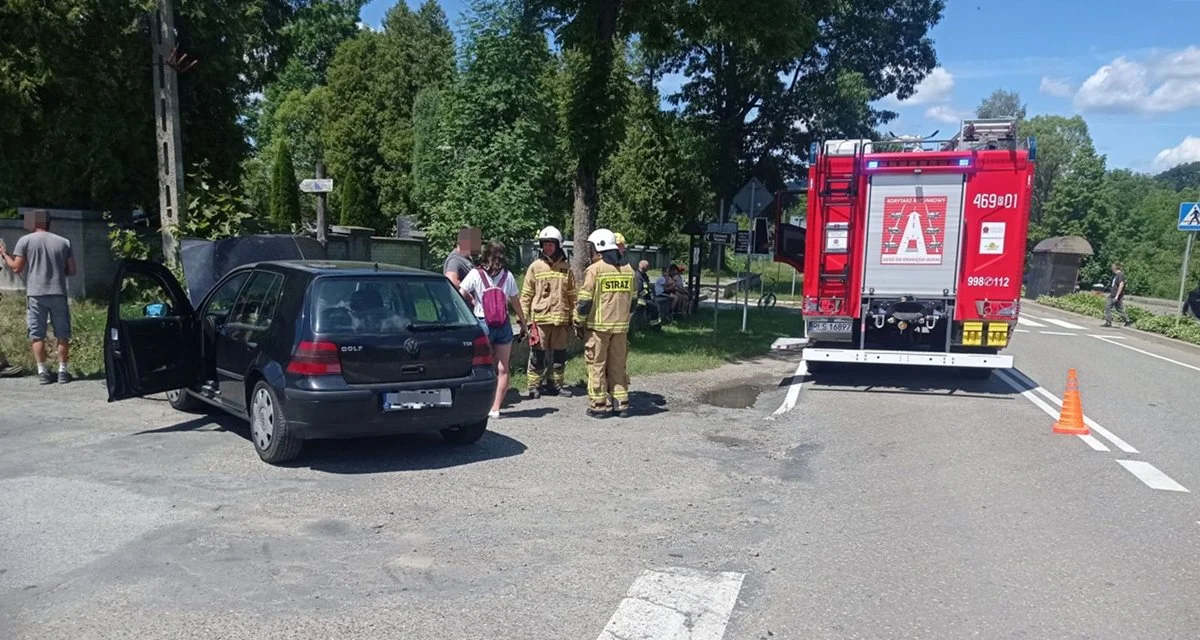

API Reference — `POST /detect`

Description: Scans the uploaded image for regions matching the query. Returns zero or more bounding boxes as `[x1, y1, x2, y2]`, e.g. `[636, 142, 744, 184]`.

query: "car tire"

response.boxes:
[166, 388, 206, 413]
[249, 381, 302, 464]
[440, 419, 488, 446]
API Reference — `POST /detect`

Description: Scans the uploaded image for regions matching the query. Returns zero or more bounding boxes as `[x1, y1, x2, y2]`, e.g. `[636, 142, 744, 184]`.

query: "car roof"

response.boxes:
[246, 260, 438, 277]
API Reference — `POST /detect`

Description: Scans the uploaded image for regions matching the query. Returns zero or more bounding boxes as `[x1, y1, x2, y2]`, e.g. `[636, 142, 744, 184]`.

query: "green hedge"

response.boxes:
[1036, 293, 1200, 346]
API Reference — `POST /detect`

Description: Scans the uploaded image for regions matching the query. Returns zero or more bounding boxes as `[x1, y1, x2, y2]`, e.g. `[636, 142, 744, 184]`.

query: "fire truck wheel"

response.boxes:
[960, 367, 993, 380]
[804, 360, 832, 375]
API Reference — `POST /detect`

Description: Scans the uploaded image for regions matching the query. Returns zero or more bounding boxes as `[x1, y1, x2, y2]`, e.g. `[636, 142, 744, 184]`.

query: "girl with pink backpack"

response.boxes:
[458, 241, 528, 418]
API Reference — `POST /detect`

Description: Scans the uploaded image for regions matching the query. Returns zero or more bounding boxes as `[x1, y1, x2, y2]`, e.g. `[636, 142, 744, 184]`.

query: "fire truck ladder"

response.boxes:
[816, 142, 863, 290]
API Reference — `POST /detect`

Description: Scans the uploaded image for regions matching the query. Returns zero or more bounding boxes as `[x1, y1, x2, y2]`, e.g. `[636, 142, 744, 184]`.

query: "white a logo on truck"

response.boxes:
[881, 196, 946, 265]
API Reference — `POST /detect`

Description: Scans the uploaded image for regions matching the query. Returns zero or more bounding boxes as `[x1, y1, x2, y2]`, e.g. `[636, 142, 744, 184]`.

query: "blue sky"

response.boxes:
[362, 0, 1200, 173]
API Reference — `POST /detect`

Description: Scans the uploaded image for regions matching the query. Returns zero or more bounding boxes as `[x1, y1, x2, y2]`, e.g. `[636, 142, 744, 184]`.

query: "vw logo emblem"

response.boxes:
[403, 338, 420, 356]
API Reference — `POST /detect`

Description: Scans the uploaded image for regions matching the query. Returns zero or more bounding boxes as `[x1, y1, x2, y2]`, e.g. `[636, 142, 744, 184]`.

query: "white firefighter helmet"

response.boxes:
[537, 226, 563, 243]
[587, 228, 618, 252]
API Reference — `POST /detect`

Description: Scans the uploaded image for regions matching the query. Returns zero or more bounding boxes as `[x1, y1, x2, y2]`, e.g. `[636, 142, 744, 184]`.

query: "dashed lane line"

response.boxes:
[1116, 460, 1190, 493]
[1000, 368, 1140, 454]
[768, 360, 807, 420]
[1039, 331, 1077, 336]
[597, 567, 745, 640]
[994, 369, 1109, 452]
[1091, 335, 1200, 373]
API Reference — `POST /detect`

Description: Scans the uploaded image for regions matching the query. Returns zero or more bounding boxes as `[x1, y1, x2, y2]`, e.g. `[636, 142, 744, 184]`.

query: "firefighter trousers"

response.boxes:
[527, 324, 569, 390]
[584, 330, 629, 411]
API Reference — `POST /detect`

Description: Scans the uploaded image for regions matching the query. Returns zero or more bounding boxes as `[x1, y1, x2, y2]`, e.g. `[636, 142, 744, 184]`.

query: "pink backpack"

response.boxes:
[478, 268, 510, 328]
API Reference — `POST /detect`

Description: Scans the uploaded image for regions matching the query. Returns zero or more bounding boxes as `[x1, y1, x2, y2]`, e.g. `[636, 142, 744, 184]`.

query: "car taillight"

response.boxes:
[286, 340, 342, 375]
[472, 334, 493, 367]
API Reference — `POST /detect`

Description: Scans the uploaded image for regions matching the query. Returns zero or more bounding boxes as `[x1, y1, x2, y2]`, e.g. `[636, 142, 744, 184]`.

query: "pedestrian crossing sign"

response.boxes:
[1180, 202, 1200, 231]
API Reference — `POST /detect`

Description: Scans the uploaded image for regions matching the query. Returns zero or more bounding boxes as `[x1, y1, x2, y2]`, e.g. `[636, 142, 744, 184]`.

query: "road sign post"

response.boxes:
[1177, 203, 1200, 326]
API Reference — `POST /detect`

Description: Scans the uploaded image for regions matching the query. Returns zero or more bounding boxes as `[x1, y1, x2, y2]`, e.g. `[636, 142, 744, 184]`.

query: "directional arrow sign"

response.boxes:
[299, 178, 334, 194]
[704, 232, 734, 244]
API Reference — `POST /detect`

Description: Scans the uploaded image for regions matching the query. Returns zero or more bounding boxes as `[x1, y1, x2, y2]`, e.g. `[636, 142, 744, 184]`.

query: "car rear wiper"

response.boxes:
[405, 322, 457, 332]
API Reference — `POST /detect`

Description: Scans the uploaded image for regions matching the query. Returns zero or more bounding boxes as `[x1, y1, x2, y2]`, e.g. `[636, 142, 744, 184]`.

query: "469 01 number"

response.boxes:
[967, 276, 1012, 287]
[972, 193, 1018, 209]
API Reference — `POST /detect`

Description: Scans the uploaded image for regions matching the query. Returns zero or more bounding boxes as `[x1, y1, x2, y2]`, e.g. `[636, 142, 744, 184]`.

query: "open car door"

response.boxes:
[773, 188, 807, 273]
[105, 260, 199, 402]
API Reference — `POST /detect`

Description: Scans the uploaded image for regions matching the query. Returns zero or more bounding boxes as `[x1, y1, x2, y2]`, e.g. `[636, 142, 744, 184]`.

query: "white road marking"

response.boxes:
[1014, 328, 1031, 333]
[1088, 334, 1127, 340]
[1116, 460, 1190, 493]
[1039, 331, 1077, 336]
[597, 567, 745, 640]
[1017, 316, 1048, 327]
[768, 360, 807, 419]
[1091, 335, 1200, 373]
[1040, 317, 1087, 330]
[1011, 373, 1140, 454]
[994, 370, 1109, 452]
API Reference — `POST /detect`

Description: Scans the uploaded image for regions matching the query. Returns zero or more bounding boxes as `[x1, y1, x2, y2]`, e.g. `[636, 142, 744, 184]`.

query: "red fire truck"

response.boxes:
[774, 118, 1035, 375]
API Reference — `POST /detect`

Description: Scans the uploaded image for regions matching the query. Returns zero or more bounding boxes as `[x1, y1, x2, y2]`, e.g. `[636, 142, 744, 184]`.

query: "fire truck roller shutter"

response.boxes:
[861, 172, 966, 297]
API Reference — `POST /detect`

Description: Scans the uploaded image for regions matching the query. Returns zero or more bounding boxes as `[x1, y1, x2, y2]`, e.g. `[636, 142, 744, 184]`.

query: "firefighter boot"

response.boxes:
[609, 332, 630, 417]
[585, 330, 612, 416]
[527, 348, 546, 399]
[551, 348, 571, 397]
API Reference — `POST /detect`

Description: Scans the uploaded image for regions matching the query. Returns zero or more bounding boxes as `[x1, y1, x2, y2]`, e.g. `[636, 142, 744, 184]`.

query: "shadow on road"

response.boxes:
[298, 430, 527, 474]
[804, 363, 1021, 398]
[502, 406, 559, 419]
[133, 414, 528, 474]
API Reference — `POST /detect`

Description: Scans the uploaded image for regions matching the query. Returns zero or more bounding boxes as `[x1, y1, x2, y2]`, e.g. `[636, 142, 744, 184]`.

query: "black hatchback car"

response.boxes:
[105, 258, 497, 464]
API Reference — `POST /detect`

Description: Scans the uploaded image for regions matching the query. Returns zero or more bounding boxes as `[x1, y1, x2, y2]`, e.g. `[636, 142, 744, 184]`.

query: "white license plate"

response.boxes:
[810, 321, 852, 334]
[383, 389, 452, 411]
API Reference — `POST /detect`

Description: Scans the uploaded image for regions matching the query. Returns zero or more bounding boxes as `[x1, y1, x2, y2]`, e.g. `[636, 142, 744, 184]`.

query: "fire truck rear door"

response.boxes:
[861, 172, 966, 297]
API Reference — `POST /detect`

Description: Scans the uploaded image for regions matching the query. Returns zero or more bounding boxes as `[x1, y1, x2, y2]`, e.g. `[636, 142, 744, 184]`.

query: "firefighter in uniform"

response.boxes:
[574, 228, 635, 418]
[521, 226, 575, 398]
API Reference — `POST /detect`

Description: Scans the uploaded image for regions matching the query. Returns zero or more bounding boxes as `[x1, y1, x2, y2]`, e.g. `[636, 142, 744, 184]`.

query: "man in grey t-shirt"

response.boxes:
[0, 210, 77, 384]
[443, 227, 480, 290]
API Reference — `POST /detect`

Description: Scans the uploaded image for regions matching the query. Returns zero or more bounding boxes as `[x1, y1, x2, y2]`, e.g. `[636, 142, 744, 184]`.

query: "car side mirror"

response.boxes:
[143, 302, 170, 318]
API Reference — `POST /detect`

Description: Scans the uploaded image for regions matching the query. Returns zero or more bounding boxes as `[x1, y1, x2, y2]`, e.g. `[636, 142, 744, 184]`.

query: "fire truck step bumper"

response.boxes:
[803, 348, 1013, 369]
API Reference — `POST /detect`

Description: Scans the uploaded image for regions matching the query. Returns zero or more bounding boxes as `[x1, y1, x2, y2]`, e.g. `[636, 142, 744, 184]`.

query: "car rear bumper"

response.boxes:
[282, 378, 496, 439]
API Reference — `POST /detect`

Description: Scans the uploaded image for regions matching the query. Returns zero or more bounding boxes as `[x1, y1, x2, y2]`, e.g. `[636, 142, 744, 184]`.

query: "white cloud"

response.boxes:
[885, 67, 955, 106]
[1153, 136, 1200, 170]
[925, 105, 973, 124]
[1074, 46, 1200, 113]
[1039, 76, 1073, 98]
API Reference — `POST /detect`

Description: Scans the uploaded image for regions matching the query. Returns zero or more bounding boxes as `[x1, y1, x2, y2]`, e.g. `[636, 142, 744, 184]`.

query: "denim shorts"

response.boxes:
[27, 295, 71, 341]
[480, 318, 514, 346]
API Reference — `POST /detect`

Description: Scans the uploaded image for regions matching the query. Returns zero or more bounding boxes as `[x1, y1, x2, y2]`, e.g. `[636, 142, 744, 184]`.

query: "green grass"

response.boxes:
[507, 306, 802, 389]
[0, 293, 107, 378]
[1036, 292, 1200, 346]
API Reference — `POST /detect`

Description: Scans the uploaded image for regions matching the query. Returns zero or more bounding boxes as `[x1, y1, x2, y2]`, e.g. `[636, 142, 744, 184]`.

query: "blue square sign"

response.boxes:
[1181, 202, 1200, 231]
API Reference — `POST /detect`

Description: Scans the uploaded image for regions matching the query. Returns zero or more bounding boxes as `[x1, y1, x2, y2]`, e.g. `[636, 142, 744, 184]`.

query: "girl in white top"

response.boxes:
[458, 241, 527, 418]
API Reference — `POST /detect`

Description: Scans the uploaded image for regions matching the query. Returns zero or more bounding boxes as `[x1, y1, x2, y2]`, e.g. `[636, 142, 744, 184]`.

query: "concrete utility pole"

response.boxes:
[151, 0, 185, 267]
[314, 162, 328, 246]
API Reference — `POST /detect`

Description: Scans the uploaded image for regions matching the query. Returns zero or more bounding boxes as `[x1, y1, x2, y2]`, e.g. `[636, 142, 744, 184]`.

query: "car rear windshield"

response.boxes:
[311, 275, 478, 334]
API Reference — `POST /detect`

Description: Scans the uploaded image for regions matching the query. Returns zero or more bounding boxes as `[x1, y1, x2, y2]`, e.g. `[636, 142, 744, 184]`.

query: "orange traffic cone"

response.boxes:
[1052, 369, 1089, 435]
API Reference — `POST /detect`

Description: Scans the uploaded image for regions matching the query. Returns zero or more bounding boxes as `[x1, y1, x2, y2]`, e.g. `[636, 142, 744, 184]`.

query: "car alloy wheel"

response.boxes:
[252, 387, 275, 451]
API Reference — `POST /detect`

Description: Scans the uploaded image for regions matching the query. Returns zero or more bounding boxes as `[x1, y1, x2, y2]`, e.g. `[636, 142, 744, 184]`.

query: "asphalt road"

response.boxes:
[2, 304, 1199, 639]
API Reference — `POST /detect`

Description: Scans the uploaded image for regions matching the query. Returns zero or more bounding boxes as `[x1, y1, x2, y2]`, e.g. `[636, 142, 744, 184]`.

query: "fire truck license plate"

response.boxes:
[810, 321, 852, 334]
